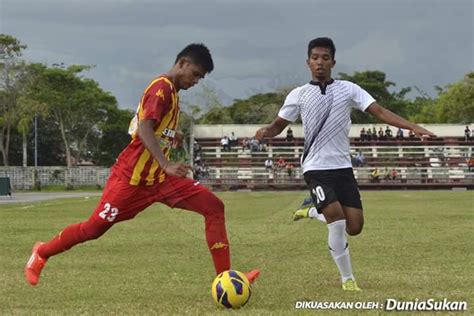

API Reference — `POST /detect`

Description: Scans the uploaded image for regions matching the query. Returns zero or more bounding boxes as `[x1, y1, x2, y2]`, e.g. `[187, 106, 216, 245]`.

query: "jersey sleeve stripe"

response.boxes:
[160, 77, 174, 90]
[144, 77, 168, 94]
[129, 78, 165, 139]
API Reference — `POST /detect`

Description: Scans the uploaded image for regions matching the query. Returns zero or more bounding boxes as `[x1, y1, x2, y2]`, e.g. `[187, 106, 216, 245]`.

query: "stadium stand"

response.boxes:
[2, 124, 471, 191]
[192, 124, 474, 190]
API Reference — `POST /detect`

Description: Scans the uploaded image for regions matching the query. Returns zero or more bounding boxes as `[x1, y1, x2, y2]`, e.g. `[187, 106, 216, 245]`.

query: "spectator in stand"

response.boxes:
[408, 130, 416, 139]
[249, 137, 260, 152]
[467, 156, 474, 171]
[366, 127, 372, 141]
[396, 128, 404, 139]
[265, 158, 274, 172]
[193, 141, 202, 166]
[359, 128, 367, 141]
[286, 163, 294, 178]
[193, 152, 202, 166]
[193, 141, 202, 156]
[370, 168, 380, 183]
[390, 168, 398, 180]
[276, 156, 287, 170]
[378, 127, 385, 140]
[241, 137, 250, 151]
[385, 126, 393, 139]
[220, 136, 231, 151]
[201, 163, 210, 178]
[465, 126, 471, 141]
[229, 131, 238, 146]
[371, 127, 377, 141]
[286, 127, 294, 144]
[193, 164, 203, 181]
[259, 138, 268, 151]
[354, 151, 365, 167]
[383, 167, 390, 180]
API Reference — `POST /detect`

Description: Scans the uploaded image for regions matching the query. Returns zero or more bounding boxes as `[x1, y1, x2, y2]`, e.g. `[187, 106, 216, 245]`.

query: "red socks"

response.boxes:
[174, 191, 231, 274]
[205, 215, 231, 274]
[38, 219, 112, 259]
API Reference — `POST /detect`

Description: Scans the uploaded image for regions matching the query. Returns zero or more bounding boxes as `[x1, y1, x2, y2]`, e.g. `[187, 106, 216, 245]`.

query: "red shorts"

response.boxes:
[91, 173, 208, 224]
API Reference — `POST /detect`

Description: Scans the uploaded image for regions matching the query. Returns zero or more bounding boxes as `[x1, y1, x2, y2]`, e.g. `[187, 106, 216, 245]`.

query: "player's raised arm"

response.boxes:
[255, 117, 291, 140]
[366, 102, 436, 138]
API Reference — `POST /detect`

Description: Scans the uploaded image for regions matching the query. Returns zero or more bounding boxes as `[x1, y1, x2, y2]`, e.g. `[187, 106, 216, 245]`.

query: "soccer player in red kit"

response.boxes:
[25, 43, 259, 286]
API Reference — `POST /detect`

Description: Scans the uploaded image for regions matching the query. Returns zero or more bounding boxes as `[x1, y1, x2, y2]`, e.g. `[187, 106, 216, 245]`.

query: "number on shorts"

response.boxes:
[98, 203, 119, 222]
[312, 186, 326, 203]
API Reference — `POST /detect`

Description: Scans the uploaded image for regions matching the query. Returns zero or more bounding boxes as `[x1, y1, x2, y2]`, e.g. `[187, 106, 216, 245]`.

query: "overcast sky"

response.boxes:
[1, 0, 473, 110]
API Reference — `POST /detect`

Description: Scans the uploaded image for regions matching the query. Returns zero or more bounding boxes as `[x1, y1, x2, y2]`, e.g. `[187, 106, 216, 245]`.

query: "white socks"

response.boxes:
[327, 219, 354, 282]
[308, 207, 327, 223]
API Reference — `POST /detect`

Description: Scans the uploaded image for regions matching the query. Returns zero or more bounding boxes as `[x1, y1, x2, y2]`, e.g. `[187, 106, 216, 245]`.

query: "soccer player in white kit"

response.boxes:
[255, 37, 435, 291]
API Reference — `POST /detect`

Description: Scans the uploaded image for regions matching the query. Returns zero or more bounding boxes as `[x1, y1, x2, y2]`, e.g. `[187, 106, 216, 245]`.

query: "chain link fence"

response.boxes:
[0, 167, 111, 190]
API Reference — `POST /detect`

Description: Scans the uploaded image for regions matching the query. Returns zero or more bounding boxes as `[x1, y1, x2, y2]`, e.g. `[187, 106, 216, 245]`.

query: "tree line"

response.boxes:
[1, 34, 133, 167]
[1, 34, 473, 167]
[188, 70, 473, 126]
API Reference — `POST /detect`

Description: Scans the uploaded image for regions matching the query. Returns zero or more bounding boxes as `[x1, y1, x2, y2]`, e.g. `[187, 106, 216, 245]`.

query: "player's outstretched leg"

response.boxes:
[24, 242, 47, 286]
[24, 218, 112, 286]
[293, 196, 326, 223]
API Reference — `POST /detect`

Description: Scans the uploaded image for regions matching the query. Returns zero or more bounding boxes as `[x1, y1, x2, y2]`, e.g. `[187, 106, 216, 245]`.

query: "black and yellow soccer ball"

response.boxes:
[211, 270, 251, 309]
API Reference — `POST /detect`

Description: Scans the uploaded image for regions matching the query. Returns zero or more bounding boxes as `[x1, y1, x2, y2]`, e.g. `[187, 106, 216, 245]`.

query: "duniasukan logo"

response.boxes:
[211, 242, 228, 250]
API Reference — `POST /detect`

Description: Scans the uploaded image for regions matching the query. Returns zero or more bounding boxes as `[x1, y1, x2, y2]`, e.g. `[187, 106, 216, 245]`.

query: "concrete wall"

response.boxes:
[194, 124, 473, 138]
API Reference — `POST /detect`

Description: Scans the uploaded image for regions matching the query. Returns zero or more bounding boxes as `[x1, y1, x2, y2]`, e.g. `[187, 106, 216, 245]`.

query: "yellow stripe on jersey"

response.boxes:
[145, 159, 159, 186]
[170, 92, 180, 130]
[141, 90, 178, 183]
[156, 147, 169, 184]
[129, 76, 178, 186]
[158, 170, 166, 183]
[130, 149, 151, 186]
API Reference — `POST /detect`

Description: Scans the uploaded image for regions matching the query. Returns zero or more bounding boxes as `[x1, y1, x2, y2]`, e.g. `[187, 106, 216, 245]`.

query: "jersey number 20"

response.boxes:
[312, 186, 326, 204]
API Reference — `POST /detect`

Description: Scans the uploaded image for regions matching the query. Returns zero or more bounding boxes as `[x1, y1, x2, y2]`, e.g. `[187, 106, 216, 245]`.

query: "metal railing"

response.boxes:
[0, 167, 111, 190]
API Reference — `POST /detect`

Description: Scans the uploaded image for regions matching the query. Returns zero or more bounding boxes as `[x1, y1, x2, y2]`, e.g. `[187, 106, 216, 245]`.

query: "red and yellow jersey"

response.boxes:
[113, 76, 180, 186]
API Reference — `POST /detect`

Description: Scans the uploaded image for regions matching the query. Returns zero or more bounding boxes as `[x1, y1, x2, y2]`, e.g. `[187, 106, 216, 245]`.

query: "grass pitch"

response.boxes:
[1, 191, 473, 315]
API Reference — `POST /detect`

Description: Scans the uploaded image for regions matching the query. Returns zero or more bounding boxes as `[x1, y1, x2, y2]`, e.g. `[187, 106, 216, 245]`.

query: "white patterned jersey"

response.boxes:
[278, 80, 375, 172]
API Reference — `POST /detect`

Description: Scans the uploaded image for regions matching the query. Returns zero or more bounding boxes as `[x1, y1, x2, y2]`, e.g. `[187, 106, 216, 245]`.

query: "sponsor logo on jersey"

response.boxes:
[162, 128, 176, 138]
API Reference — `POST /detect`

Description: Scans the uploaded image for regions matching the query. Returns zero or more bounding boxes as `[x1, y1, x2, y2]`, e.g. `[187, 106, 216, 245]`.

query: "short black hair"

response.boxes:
[175, 43, 214, 73]
[307, 37, 336, 59]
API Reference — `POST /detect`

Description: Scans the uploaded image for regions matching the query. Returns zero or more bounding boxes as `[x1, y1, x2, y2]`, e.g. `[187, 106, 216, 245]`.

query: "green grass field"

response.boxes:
[1, 191, 473, 315]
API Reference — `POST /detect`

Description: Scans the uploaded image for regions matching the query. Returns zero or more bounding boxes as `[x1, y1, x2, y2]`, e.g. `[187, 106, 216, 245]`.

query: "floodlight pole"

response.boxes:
[34, 113, 38, 167]
[190, 119, 195, 167]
